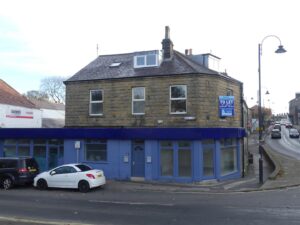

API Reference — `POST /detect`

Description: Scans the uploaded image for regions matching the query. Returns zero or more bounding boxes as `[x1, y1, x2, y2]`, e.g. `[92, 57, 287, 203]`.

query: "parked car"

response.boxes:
[34, 163, 106, 193]
[271, 128, 281, 139]
[289, 128, 300, 138]
[0, 157, 39, 190]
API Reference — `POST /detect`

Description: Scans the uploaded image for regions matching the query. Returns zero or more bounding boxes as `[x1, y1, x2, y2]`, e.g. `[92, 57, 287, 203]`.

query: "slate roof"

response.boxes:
[0, 79, 37, 108]
[30, 99, 65, 111]
[42, 118, 65, 128]
[65, 50, 240, 83]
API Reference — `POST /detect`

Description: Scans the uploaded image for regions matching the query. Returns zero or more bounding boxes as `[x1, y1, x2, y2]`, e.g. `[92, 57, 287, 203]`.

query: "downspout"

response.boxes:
[240, 82, 245, 178]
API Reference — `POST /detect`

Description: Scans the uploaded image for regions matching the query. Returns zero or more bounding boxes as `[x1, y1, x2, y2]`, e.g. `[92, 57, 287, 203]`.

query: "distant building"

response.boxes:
[0, 79, 42, 128]
[30, 99, 65, 128]
[289, 93, 300, 125]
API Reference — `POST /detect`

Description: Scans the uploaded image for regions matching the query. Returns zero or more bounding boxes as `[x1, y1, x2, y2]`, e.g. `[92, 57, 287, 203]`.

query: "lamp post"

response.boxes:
[258, 35, 286, 184]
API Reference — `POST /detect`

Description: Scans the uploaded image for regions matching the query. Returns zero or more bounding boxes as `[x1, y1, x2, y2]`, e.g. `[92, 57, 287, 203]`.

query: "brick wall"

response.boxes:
[65, 74, 242, 128]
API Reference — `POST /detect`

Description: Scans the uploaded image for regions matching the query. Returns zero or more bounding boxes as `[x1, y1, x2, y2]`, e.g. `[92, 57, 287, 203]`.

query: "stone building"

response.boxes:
[289, 93, 300, 125]
[0, 27, 246, 183]
[65, 27, 243, 129]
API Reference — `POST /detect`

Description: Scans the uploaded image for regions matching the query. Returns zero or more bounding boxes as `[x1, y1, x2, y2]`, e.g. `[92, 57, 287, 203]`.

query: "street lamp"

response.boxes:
[258, 35, 286, 184]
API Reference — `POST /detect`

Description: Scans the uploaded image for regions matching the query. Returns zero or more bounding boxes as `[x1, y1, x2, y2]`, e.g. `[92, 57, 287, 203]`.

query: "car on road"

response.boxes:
[273, 124, 281, 131]
[0, 157, 39, 190]
[285, 122, 293, 128]
[289, 128, 300, 138]
[271, 128, 281, 139]
[34, 163, 106, 193]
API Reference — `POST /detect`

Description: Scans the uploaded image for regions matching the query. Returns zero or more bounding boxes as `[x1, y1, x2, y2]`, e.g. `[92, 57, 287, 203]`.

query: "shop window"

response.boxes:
[59, 146, 64, 159]
[18, 139, 30, 145]
[220, 138, 237, 175]
[49, 139, 63, 145]
[160, 141, 192, 178]
[178, 141, 191, 177]
[4, 139, 17, 145]
[33, 145, 47, 171]
[202, 140, 215, 177]
[85, 140, 107, 161]
[160, 141, 173, 176]
[160, 149, 173, 176]
[18, 146, 30, 156]
[3, 139, 30, 157]
[34, 139, 47, 145]
[4, 146, 16, 157]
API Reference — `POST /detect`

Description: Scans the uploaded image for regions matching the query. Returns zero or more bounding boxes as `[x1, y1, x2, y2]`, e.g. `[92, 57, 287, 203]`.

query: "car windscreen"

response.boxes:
[75, 164, 92, 172]
[20, 159, 38, 168]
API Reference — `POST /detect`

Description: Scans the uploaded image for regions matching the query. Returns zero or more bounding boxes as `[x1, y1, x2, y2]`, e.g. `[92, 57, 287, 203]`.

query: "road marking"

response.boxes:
[89, 199, 174, 207]
[0, 216, 95, 225]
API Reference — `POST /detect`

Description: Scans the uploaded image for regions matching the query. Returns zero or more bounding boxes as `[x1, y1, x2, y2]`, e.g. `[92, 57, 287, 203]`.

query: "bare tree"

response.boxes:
[24, 90, 49, 101]
[40, 76, 66, 103]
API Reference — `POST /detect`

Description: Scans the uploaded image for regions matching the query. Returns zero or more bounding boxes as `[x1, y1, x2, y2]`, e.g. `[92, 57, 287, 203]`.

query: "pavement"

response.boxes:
[105, 132, 300, 193]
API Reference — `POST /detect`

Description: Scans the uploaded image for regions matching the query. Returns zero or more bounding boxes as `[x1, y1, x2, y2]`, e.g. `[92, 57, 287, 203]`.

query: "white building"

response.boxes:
[30, 99, 65, 128]
[0, 79, 42, 128]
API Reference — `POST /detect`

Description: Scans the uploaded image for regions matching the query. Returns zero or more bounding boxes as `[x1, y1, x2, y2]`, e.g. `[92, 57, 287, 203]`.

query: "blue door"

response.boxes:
[131, 140, 145, 177]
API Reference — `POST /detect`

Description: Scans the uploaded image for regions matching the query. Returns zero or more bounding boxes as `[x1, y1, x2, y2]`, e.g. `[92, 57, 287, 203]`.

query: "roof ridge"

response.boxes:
[97, 49, 159, 58]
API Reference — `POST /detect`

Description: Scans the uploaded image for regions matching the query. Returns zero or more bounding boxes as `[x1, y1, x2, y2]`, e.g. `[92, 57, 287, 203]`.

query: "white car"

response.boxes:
[33, 163, 106, 192]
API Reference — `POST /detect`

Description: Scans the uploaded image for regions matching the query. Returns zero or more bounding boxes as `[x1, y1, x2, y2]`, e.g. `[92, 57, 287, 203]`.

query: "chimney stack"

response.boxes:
[161, 26, 174, 60]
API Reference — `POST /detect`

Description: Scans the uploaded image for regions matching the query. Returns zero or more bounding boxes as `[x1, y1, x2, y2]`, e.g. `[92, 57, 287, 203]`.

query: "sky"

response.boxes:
[0, 0, 298, 114]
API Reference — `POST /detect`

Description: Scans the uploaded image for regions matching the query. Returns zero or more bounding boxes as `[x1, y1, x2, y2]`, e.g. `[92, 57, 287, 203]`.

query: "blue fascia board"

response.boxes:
[0, 127, 246, 140]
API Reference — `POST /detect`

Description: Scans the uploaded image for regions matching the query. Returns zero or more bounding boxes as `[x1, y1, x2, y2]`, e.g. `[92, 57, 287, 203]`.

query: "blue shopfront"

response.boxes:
[0, 127, 246, 183]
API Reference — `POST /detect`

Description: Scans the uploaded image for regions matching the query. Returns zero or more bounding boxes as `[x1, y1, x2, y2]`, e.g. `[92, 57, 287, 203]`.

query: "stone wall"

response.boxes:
[65, 74, 242, 128]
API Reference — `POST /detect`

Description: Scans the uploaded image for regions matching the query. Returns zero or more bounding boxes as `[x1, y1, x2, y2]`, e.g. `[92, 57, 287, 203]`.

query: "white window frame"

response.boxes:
[132, 87, 145, 115]
[226, 89, 233, 96]
[134, 54, 158, 68]
[89, 89, 103, 116]
[170, 85, 187, 114]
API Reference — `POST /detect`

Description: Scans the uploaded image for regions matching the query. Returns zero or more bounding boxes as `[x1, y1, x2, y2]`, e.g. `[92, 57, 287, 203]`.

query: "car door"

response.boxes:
[63, 166, 78, 188]
[47, 166, 75, 188]
[47, 166, 64, 188]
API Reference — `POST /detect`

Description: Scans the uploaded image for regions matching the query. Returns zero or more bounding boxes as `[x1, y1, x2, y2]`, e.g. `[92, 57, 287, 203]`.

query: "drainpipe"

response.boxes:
[240, 83, 245, 178]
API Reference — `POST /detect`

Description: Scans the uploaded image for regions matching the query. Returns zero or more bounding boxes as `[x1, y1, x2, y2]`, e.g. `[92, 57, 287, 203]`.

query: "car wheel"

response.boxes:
[78, 180, 90, 193]
[2, 177, 13, 190]
[37, 179, 48, 190]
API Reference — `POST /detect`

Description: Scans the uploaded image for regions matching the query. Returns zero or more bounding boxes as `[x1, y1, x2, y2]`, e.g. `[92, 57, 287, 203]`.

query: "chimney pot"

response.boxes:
[185, 49, 189, 55]
[165, 26, 170, 39]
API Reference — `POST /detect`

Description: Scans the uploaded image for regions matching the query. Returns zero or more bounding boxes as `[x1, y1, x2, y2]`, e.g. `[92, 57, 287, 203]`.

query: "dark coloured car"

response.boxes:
[271, 128, 281, 139]
[285, 122, 293, 128]
[0, 157, 39, 190]
[289, 128, 300, 138]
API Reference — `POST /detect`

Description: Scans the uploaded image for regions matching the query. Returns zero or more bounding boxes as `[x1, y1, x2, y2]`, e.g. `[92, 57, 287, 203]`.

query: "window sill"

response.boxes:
[170, 112, 187, 115]
[89, 114, 104, 117]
